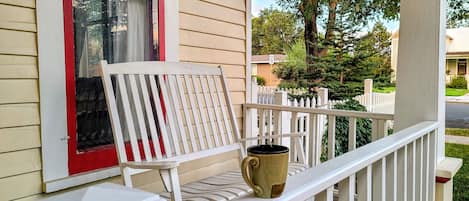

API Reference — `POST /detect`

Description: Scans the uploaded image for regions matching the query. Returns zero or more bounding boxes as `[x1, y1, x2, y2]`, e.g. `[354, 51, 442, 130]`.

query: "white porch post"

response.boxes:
[393, 0, 446, 163]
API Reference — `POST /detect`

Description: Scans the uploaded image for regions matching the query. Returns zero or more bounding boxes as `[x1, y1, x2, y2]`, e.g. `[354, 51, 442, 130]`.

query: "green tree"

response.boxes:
[277, 0, 400, 82]
[273, 40, 306, 82]
[252, 8, 303, 55]
[447, 0, 469, 28]
[274, 22, 393, 100]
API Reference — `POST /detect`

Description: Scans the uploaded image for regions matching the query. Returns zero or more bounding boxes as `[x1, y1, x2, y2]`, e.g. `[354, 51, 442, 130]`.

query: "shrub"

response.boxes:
[322, 100, 372, 159]
[448, 76, 467, 89]
[255, 76, 266, 86]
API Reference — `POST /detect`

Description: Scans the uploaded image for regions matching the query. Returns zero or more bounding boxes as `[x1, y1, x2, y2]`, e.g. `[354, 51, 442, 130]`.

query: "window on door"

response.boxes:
[64, 0, 165, 174]
[458, 59, 467, 75]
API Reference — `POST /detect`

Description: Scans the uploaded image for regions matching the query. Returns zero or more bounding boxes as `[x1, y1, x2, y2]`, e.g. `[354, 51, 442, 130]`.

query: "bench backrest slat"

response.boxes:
[183, 75, 207, 150]
[100, 61, 241, 164]
[138, 74, 163, 160]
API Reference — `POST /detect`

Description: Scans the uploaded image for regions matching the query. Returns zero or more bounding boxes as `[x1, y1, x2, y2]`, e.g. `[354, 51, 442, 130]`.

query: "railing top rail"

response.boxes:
[244, 103, 394, 120]
[237, 121, 439, 201]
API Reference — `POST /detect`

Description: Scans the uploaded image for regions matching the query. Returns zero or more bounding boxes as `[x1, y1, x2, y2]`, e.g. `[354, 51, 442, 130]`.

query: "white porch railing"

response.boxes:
[244, 103, 395, 168]
[239, 121, 438, 201]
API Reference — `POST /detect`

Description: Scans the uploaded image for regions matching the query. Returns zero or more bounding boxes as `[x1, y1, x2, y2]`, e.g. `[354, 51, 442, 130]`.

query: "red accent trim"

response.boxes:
[64, 0, 166, 175]
[158, 0, 165, 61]
[436, 176, 451, 183]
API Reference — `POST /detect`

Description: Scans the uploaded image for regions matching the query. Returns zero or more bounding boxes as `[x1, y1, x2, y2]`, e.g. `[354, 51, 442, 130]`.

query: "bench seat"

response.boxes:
[160, 163, 307, 201]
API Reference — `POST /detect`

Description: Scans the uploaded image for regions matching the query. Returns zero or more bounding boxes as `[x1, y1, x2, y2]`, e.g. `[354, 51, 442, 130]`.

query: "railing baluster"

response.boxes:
[327, 115, 336, 159]
[416, 137, 423, 201]
[273, 110, 281, 145]
[428, 131, 437, 201]
[372, 157, 386, 201]
[290, 112, 298, 161]
[407, 140, 416, 201]
[339, 116, 357, 201]
[267, 109, 273, 142]
[349, 117, 357, 150]
[308, 113, 319, 167]
[315, 188, 333, 201]
[396, 145, 408, 201]
[385, 151, 398, 201]
[357, 165, 372, 201]
[258, 109, 266, 145]
[422, 135, 430, 201]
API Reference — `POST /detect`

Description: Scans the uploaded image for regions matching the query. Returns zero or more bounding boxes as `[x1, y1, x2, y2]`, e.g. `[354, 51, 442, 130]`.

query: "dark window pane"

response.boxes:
[73, 0, 159, 151]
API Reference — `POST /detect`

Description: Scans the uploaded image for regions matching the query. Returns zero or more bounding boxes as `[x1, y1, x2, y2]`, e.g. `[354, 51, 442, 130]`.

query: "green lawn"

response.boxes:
[373, 86, 396, 93]
[446, 88, 469, 96]
[445, 143, 469, 201]
[372, 87, 468, 96]
[446, 128, 469, 137]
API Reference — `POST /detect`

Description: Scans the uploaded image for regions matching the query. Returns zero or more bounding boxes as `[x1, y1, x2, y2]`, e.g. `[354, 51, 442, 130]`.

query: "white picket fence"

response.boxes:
[257, 82, 395, 113]
[330, 92, 396, 113]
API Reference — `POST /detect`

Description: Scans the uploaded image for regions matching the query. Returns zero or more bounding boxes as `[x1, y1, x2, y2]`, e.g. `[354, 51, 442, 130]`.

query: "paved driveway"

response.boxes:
[446, 102, 469, 128]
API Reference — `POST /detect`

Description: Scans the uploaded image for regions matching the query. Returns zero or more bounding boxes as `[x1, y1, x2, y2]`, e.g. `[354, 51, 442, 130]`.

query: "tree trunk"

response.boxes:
[321, 0, 338, 56]
[301, 0, 319, 76]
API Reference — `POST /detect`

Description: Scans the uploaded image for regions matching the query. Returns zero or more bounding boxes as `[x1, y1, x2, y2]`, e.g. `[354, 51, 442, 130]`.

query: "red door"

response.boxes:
[63, 0, 165, 174]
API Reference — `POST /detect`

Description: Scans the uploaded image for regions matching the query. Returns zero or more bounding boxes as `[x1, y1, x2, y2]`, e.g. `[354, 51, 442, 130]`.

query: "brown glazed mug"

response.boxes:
[241, 145, 289, 198]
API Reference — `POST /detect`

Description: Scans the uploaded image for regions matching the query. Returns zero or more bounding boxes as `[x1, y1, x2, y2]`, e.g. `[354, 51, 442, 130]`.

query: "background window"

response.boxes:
[65, 0, 164, 174]
[458, 59, 467, 75]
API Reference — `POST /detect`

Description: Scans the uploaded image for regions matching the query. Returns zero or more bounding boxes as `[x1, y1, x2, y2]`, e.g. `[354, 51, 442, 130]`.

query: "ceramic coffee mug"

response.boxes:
[241, 144, 289, 198]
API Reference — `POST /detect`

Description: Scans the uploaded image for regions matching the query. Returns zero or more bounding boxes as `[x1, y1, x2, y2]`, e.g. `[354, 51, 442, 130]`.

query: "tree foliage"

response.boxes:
[447, 0, 469, 28]
[252, 8, 303, 55]
[274, 22, 393, 99]
[322, 99, 372, 159]
[273, 40, 307, 82]
[277, 0, 400, 81]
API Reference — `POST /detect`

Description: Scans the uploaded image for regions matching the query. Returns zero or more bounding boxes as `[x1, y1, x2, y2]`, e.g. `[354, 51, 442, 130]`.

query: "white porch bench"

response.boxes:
[100, 61, 309, 201]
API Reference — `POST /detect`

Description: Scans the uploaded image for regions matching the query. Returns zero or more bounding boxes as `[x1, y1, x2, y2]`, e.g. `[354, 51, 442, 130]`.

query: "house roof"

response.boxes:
[446, 28, 469, 55]
[251, 54, 287, 64]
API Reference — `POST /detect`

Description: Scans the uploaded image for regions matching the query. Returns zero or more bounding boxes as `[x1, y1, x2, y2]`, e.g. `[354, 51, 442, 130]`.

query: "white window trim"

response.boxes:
[37, 0, 179, 193]
[245, 0, 253, 103]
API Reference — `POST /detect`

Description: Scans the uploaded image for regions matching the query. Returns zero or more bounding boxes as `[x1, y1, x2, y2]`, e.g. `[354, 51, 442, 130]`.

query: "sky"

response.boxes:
[252, 0, 400, 32]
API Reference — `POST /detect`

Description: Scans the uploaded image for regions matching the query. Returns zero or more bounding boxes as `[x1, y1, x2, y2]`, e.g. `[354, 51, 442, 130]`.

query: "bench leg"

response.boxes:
[160, 168, 182, 201]
[122, 167, 133, 187]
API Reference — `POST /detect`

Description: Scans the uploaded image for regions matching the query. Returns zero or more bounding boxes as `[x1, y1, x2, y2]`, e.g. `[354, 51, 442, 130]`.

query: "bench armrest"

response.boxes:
[121, 161, 179, 170]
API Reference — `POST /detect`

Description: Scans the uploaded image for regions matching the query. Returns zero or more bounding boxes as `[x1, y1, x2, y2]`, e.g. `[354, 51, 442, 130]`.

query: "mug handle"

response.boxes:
[241, 156, 263, 195]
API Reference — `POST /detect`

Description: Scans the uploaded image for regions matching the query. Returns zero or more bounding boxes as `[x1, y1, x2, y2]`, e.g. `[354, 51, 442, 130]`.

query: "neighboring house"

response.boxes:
[251, 54, 286, 86]
[0, 1, 249, 200]
[391, 27, 469, 83]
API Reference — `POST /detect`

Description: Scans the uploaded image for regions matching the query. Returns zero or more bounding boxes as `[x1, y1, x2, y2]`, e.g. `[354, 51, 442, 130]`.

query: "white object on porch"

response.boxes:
[39, 183, 164, 201]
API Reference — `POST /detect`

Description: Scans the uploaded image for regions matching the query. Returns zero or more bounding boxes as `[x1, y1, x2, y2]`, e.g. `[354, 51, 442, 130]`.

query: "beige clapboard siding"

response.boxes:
[201, 0, 245, 11]
[180, 13, 245, 40]
[0, 103, 40, 128]
[221, 65, 245, 78]
[187, 62, 245, 79]
[0, 148, 41, 179]
[0, 171, 42, 201]
[180, 30, 245, 53]
[180, 46, 246, 66]
[0, 55, 37, 78]
[227, 78, 245, 92]
[0, 29, 37, 56]
[231, 91, 245, 105]
[180, 0, 245, 25]
[0, 4, 36, 32]
[0, 80, 39, 104]
[0, 0, 35, 8]
[0, 126, 40, 153]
